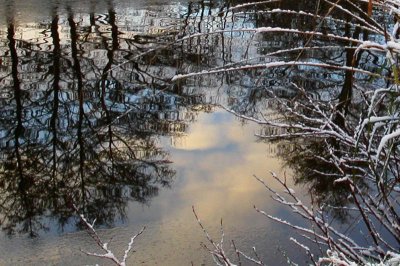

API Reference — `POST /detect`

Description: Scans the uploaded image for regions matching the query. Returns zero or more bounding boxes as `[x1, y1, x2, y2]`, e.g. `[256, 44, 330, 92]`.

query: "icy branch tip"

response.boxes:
[171, 75, 182, 81]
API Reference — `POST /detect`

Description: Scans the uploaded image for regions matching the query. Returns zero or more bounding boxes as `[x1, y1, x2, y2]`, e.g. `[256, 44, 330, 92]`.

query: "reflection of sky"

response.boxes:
[127, 108, 310, 265]
[0, 108, 311, 265]
[0, 0, 313, 262]
[169, 109, 284, 220]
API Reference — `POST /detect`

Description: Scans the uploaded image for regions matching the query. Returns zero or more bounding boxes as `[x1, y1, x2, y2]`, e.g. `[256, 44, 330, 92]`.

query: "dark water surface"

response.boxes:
[0, 0, 381, 265]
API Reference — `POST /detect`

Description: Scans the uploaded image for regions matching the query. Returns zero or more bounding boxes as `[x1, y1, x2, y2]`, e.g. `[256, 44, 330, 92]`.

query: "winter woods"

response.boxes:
[181, 0, 400, 265]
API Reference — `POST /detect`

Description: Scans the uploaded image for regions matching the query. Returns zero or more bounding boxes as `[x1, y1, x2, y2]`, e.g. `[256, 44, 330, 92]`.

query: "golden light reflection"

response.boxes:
[170, 109, 292, 221]
[172, 113, 230, 150]
[128, 108, 301, 265]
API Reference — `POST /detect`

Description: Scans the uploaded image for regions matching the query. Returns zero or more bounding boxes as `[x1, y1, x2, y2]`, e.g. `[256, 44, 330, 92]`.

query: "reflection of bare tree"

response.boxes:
[0, 16, 47, 237]
[98, 3, 120, 181]
[49, 11, 62, 186]
[0, 5, 198, 236]
[1, 0, 385, 239]
[165, 0, 395, 229]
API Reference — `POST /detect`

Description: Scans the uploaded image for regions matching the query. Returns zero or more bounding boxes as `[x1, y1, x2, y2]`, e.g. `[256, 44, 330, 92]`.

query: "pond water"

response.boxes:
[0, 0, 383, 265]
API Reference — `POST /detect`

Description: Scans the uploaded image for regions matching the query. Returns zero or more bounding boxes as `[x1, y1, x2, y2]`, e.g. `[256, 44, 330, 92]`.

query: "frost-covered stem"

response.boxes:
[192, 206, 237, 266]
[255, 207, 327, 241]
[255, 174, 381, 263]
[276, 175, 369, 262]
[289, 237, 317, 266]
[227, 9, 382, 34]
[323, 0, 386, 34]
[209, 45, 385, 75]
[348, 183, 381, 248]
[172, 60, 380, 81]
[225, 107, 363, 151]
[234, 250, 264, 265]
[219, 0, 280, 14]
[73, 204, 145, 266]
[193, 206, 268, 265]
[318, 254, 354, 266]
[77, 213, 122, 265]
[122, 226, 146, 264]
[358, 188, 400, 244]
[231, 240, 242, 266]
[336, 177, 400, 252]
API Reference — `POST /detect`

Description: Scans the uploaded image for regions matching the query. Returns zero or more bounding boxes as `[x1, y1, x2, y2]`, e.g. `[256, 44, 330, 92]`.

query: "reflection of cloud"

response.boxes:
[171, 119, 287, 223]
[173, 110, 231, 151]
[161, 107, 296, 226]
[0, 108, 302, 265]
[125, 108, 302, 265]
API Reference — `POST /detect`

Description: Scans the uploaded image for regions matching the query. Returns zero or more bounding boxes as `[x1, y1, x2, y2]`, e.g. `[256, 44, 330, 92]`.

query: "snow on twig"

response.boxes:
[73, 205, 145, 266]
[171, 60, 380, 81]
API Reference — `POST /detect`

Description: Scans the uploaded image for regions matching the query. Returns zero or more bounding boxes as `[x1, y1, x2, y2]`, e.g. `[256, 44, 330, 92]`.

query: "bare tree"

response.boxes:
[187, 0, 400, 265]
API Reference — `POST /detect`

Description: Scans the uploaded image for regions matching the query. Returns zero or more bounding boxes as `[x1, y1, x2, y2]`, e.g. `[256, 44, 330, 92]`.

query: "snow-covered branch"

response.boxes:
[74, 205, 145, 266]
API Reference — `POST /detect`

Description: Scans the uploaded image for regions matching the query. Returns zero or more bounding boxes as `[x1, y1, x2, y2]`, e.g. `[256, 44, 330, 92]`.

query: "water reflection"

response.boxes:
[271, 138, 359, 221]
[0, 1, 189, 237]
[0, 0, 391, 264]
